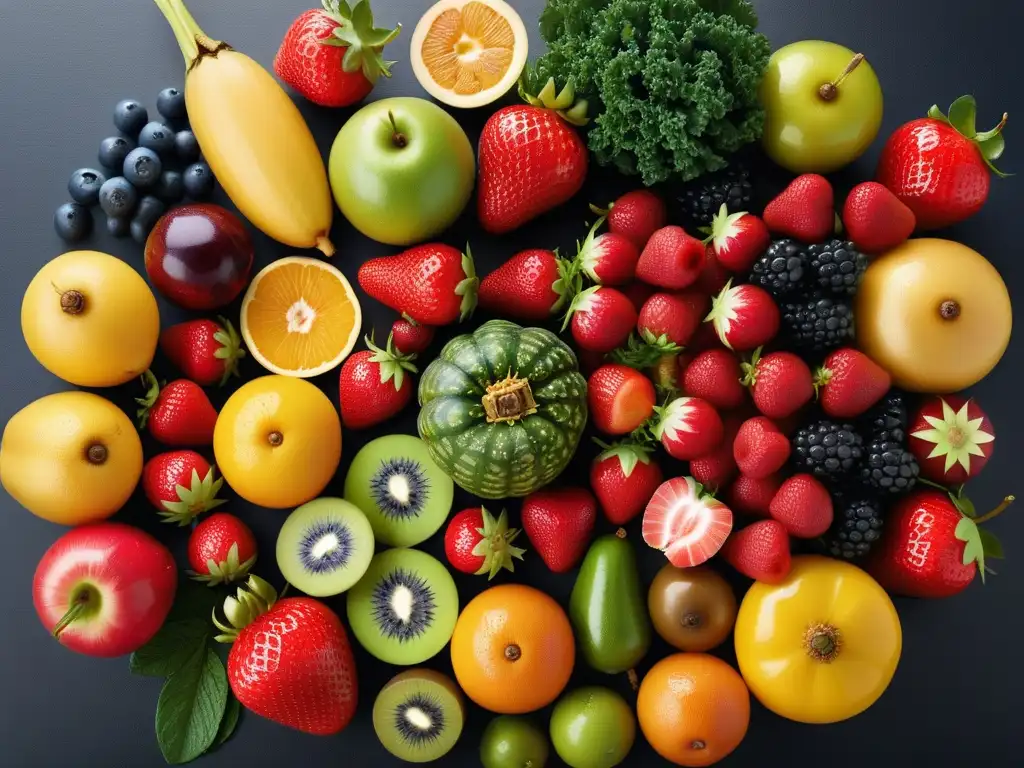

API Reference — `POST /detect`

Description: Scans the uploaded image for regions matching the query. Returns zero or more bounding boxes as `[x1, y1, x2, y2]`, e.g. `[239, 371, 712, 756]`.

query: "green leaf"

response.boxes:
[694, 0, 759, 28]
[955, 494, 977, 518]
[156, 647, 229, 765]
[212, 696, 241, 749]
[927, 104, 947, 121]
[130, 619, 209, 678]
[947, 95, 978, 137]
[978, 527, 1005, 559]
[979, 133, 1005, 161]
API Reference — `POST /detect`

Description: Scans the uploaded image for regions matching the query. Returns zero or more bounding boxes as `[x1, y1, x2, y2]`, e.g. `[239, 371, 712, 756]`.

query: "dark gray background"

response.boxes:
[0, 0, 1021, 765]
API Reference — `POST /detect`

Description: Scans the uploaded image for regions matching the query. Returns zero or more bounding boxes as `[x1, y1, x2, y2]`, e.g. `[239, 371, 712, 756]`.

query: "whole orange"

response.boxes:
[450, 584, 574, 714]
[637, 653, 750, 767]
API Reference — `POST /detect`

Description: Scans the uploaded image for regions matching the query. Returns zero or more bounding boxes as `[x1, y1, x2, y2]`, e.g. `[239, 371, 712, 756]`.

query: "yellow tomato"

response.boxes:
[733, 555, 901, 724]
[214, 376, 341, 508]
[21, 251, 160, 387]
[0, 391, 143, 525]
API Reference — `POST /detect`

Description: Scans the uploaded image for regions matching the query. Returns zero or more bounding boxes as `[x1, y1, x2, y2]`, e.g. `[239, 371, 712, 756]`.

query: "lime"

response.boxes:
[480, 715, 549, 768]
[549, 687, 635, 768]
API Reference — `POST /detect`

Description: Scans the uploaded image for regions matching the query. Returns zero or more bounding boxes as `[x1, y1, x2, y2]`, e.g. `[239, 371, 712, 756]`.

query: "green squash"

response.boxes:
[417, 320, 588, 499]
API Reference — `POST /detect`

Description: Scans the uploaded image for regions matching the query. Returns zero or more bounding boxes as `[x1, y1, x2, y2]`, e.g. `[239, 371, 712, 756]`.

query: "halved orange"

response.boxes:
[411, 0, 528, 109]
[240, 257, 361, 378]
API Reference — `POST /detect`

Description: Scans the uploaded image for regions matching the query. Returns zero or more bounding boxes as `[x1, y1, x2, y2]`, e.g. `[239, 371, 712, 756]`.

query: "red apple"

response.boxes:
[33, 523, 177, 657]
[145, 203, 254, 310]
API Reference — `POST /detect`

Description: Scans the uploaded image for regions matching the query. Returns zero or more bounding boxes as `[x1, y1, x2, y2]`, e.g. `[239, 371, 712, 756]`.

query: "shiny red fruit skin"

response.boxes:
[142, 450, 211, 509]
[188, 513, 257, 574]
[908, 395, 994, 484]
[607, 190, 666, 248]
[722, 520, 791, 584]
[877, 118, 990, 230]
[571, 288, 637, 353]
[149, 381, 218, 446]
[358, 244, 470, 326]
[145, 204, 253, 311]
[479, 249, 563, 320]
[521, 488, 597, 573]
[478, 105, 588, 234]
[588, 364, 656, 435]
[728, 473, 782, 518]
[229, 598, 357, 735]
[636, 226, 705, 289]
[444, 508, 487, 574]
[683, 349, 746, 411]
[338, 350, 413, 429]
[33, 523, 177, 657]
[639, 291, 708, 347]
[160, 320, 229, 386]
[868, 491, 975, 598]
[749, 352, 814, 419]
[391, 319, 435, 356]
[590, 454, 663, 526]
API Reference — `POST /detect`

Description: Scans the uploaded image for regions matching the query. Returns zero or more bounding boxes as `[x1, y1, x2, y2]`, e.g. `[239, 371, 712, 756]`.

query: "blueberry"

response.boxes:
[130, 196, 166, 243]
[123, 147, 163, 189]
[156, 87, 187, 121]
[183, 161, 215, 200]
[138, 122, 176, 157]
[54, 202, 92, 242]
[113, 99, 149, 136]
[106, 215, 130, 238]
[98, 176, 139, 218]
[68, 168, 107, 205]
[154, 170, 185, 204]
[174, 129, 200, 163]
[98, 136, 136, 171]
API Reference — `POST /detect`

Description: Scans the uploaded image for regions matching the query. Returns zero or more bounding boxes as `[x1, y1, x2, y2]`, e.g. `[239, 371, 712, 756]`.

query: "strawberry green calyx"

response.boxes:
[456, 244, 479, 322]
[705, 280, 739, 350]
[158, 467, 227, 526]
[610, 332, 682, 369]
[561, 285, 599, 331]
[701, 204, 749, 248]
[519, 69, 590, 127]
[214, 316, 247, 386]
[946, 487, 1014, 585]
[212, 575, 279, 643]
[190, 542, 257, 586]
[740, 346, 763, 388]
[318, 0, 401, 85]
[365, 332, 418, 392]
[552, 250, 583, 314]
[575, 215, 608, 282]
[593, 438, 654, 477]
[472, 507, 527, 580]
[135, 370, 163, 429]
[928, 95, 1010, 177]
[911, 397, 995, 475]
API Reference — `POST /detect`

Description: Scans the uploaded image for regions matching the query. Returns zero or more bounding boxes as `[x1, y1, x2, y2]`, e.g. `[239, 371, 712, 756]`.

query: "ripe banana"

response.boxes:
[153, 0, 334, 256]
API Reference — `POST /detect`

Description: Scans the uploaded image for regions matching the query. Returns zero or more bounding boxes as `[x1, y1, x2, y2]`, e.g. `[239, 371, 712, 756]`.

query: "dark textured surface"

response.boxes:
[0, 0, 1021, 765]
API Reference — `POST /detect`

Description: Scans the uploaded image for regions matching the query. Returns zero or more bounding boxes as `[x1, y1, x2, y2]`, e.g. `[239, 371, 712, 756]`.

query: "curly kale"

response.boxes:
[534, 0, 771, 185]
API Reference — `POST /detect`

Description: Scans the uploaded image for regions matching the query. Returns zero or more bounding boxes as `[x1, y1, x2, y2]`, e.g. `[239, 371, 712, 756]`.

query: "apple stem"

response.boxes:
[59, 289, 86, 315]
[388, 111, 408, 149]
[818, 53, 865, 101]
[51, 595, 91, 639]
[974, 495, 1015, 525]
[939, 299, 961, 320]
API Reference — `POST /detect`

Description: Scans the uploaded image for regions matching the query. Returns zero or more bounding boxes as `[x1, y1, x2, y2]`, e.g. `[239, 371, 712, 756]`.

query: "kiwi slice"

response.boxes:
[344, 435, 454, 547]
[347, 548, 458, 665]
[373, 668, 465, 763]
[275, 497, 375, 597]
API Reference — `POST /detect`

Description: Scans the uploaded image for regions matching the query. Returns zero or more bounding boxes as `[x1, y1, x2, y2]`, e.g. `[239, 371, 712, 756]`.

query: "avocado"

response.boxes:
[569, 531, 651, 675]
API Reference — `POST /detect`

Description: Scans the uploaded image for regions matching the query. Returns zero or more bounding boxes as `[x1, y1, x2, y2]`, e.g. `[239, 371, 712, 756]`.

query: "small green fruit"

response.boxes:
[480, 715, 549, 768]
[549, 687, 635, 768]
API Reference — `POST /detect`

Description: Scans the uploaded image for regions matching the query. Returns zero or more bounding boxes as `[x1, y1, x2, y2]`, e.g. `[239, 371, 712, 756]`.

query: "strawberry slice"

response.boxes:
[588, 364, 656, 435]
[642, 476, 733, 567]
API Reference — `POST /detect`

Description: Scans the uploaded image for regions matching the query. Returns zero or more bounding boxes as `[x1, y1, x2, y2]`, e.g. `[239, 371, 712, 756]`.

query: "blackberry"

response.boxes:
[807, 239, 869, 297]
[863, 391, 909, 444]
[793, 420, 864, 479]
[826, 498, 884, 560]
[679, 166, 753, 227]
[750, 239, 809, 297]
[861, 439, 919, 495]
[781, 295, 854, 352]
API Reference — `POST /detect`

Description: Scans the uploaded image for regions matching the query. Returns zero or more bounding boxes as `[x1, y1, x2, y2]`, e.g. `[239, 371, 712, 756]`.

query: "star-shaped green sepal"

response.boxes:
[189, 542, 257, 587]
[158, 466, 228, 526]
[911, 397, 995, 475]
[455, 244, 479, 322]
[213, 316, 247, 386]
[472, 507, 527, 580]
[212, 576, 279, 643]
[594, 439, 655, 477]
[365, 331, 418, 392]
[318, 0, 401, 85]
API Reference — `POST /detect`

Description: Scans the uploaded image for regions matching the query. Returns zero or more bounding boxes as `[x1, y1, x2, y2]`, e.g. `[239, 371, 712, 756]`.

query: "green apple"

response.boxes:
[329, 97, 475, 246]
[550, 687, 635, 768]
[480, 716, 550, 768]
[760, 41, 883, 173]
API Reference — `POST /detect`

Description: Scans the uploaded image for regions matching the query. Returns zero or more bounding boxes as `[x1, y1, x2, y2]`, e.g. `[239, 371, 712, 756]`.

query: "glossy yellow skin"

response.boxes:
[214, 376, 341, 508]
[760, 41, 883, 173]
[187, 50, 334, 254]
[22, 251, 159, 387]
[1, 392, 143, 525]
[734, 556, 902, 724]
[856, 239, 1011, 392]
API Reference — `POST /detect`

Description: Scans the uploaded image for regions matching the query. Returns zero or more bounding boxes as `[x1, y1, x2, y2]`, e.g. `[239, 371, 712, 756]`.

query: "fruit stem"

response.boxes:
[939, 300, 961, 320]
[818, 53, 865, 101]
[616, 528, 627, 539]
[268, 431, 284, 447]
[316, 236, 335, 257]
[167, 0, 223, 53]
[627, 668, 639, 691]
[504, 644, 522, 662]
[152, 0, 200, 64]
[804, 622, 841, 662]
[974, 495, 1015, 525]
[86, 444, 108, 465]
[388, 111, 408, 149]
[60, 289, 85, 315]
[51, 593, 92, 639]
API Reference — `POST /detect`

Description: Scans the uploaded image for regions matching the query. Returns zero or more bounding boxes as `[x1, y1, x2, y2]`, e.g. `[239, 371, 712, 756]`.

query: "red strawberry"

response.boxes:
[909, 395, 995, 484]
[869, 489, 1012, 598]
[188, 513, 257, 586]
[564, 286, 637, 353]
[477, 80, 589, 234]
[722, 520, 791, 584]
[590, 441, 664, 526]
[876, 96, 1008, 230]
[682, 349, 746, 411]
[444, 507, 526, 579]
[769, 474, 833, 539]
[160, 316, 246, 387]
[143, 450, 226, 526]
[763, 174, 835, 243]
[694, 246, 731, 296]
[358, 243, 477, 326]
[390, 318, 434, 356]
[215, 577, 357, 735]
[705, 281, 780, 351]
[274, 1, 400, 108]
[740, 348, 813, 419]
[636, 226, 705, 289]
[733, 417, 790, 480]
[338, 334, 417, 429]
[621, 281, 657, 313]
[842, 182, 916, 253]
[642, 476, 733, 567]
[577, 217, 641, 286]
[590, 190, 667, 249]
[638, 290, 708, 348]
[521, 487, 597, 573]
[814, 348, 891, 419]
[478, 248, 578, 321]
[653, 396, 724, 461]
[703, 206, 771, 273]
[727, 473, 782, 518]
[587, 364, 656, 435]
[690, 417, 742, 491]
[136, 371, 217, 446]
